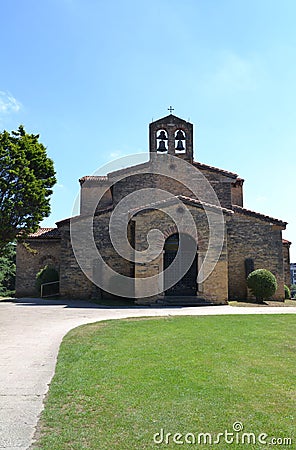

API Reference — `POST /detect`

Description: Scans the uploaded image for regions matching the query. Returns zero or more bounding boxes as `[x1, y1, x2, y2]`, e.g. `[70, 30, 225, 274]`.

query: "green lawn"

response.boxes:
[33, 315, 296, 449]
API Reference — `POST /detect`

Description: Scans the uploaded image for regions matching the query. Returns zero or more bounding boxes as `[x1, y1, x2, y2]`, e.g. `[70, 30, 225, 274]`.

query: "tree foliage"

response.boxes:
[0, 242, 16, 296]
[247, 269, 278, 303]
[0, 125, 56, 251]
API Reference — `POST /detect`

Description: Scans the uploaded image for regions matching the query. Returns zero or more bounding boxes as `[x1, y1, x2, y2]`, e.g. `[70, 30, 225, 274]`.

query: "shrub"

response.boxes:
[36, 265, 59, 294]
[284, 285, 291, 300]
[247, 269, 277, 303]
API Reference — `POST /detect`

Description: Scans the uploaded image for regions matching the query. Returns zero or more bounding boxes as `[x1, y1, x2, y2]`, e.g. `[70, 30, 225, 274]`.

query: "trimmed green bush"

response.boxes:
[284, 285, 291, 299]
[247, 269, 277, 303]
[36, 265, 59, 294]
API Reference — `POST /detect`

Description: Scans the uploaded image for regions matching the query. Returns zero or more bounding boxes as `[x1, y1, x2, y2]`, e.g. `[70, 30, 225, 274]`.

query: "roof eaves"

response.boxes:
[178, 195, 233, 214]
[193, 161, 238, 179]
[233, 205, 287, 226]
[27, 227, 61, 239]
[282, 239, 292, 245]
[79, 175, 108, 185]
[150, 114, 190, 125]
[129, 195, 233, 216]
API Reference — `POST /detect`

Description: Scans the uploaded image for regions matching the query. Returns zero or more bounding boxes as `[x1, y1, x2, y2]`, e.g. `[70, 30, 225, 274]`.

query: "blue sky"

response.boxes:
[0, 0, 295, 260]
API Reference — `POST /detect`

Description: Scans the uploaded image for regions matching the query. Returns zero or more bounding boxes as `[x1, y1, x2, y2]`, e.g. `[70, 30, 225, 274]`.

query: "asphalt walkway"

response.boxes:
[1, 298, 296, 449]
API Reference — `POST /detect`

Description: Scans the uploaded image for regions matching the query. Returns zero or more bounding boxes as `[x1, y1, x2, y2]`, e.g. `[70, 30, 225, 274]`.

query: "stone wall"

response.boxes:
[231, 180, 244, 207]
[282, 241, 291, 287]
[15, 239, 61, 297]
[93, 213, 134, 298]
[58, 220, 95, 299]
[131, 205, 229, 304]
[110, 162, 235, 210]
[58, 212, 134, 299]
[80, 178, 112, 216]
[99, 199, 230, 304]
[227, 213, 285, 300]
[198, 168, 234, 209]
[16, 206, 286, 304]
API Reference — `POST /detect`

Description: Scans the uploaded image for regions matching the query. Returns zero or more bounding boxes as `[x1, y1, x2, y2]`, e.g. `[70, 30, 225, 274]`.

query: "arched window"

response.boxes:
[156, 129, 168, 153]
[175, 129, 186, 154]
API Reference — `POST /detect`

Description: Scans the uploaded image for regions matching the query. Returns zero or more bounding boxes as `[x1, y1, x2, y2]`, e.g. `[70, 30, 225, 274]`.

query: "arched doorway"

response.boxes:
[164, 233, 197, 296]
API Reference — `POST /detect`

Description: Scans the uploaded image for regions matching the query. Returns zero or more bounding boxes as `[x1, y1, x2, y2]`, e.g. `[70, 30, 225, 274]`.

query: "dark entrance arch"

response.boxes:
[164, 233, 197, 296]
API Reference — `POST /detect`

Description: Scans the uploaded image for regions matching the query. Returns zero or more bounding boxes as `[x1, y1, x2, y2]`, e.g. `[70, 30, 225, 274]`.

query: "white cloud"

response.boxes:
[0, 91, 22, 114]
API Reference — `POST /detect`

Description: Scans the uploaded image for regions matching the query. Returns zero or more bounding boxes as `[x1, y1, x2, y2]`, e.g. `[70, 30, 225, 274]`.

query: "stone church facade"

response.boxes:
[16, 113, 291, 304]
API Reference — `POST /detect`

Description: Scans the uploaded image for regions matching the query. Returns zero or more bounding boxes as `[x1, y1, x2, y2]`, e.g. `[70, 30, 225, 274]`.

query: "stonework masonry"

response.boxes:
[227, 215, 285, 300]
[282, 240, 291, 287]
[16, 238, 61, 297]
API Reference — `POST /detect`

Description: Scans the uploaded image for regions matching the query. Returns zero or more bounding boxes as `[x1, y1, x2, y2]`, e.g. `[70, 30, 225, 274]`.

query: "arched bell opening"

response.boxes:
[163, 233, 197, 296]
[175, 129, 186, 154]
[156, 128, 168, 153]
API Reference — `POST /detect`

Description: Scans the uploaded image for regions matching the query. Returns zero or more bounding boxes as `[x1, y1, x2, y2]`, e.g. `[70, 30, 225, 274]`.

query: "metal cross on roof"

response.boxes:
[168, 106, 174, 114]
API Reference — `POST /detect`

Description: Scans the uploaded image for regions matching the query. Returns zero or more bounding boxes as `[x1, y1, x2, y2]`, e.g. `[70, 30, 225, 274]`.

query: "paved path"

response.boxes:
[0, 298, 296, 449]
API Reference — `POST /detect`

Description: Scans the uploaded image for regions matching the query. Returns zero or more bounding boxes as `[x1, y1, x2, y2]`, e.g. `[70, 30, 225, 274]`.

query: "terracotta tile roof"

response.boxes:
[282, 239, 292, 245]
[233, 205, 287, 227]
[79, 160, 239, 183]
[178, 195, 233, 214]
[129, 195, 233, 215]
[192, 161, 238, 178]
[79, 175, 108, 185]
[232, 177, 244, 186]
[107, 160, 239, 180]
[28, 228, 60, 239]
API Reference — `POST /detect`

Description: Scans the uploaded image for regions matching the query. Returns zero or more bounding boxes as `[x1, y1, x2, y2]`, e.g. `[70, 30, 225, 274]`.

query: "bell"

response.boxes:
[175, 130, 185, 140]
[158, 130, 167, 140]
[176, 140, 185, 151]
[157, 140, 167, 151]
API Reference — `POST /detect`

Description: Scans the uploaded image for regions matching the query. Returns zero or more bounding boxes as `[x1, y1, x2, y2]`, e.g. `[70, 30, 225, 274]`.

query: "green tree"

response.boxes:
[247, 269, 278, 303]
[0, 242, 16, 296]
[0, 126, 56, 251]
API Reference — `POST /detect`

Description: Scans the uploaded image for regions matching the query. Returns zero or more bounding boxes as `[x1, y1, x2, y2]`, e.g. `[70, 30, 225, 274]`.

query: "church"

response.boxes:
[15, 113, 291, 304]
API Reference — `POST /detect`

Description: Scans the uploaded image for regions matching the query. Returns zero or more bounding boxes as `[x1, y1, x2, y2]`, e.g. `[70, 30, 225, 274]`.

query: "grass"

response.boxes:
[33, 315, 296, 449]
